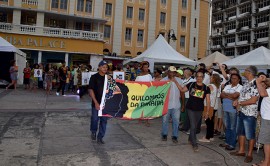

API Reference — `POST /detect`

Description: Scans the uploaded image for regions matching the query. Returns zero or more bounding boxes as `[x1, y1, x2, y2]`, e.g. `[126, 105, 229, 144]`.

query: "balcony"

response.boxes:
[0, 23, 103, 41]
[22, 0, 38, 6]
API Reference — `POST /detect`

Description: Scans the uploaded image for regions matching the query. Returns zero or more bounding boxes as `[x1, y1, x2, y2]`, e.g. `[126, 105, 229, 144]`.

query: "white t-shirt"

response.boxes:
[135, 74, 153, 82]
[182, 77, 196, 98]
[223, 84, 243, 94]
[161, 77, 183, 110]
[261, 88, 270, 120]
[203, 73, 210, 85]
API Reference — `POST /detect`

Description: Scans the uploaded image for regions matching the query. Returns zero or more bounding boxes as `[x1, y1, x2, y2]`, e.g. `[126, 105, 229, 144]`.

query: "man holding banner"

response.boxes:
[89, 60, 108, 144]
[161, 66, 184, 143]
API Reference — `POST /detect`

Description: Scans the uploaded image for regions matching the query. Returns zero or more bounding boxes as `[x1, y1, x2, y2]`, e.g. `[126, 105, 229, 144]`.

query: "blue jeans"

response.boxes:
[90, 107, 108, 139]
[236, 111, 256, 140]
[223, 111, 237, 148]
[161, 108, 180, 138]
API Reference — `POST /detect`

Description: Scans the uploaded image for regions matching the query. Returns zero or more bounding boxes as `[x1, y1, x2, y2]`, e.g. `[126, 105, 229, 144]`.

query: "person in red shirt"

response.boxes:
[23, 63, 31, 89]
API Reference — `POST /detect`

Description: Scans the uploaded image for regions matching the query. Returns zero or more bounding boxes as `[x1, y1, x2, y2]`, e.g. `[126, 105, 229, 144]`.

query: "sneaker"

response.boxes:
[172, 136, 178, 143]
[219, 134, 226, 140]
[56, 92, 59, 96]
[210, 138, 215, 141]
[198, 137, 210, 143]
[97, 138, 105, 144]
[162, 135, 167, 141]
[91, 133, 96, 141]
[185, 130, 190, 135]
[193, 146, 199, 152]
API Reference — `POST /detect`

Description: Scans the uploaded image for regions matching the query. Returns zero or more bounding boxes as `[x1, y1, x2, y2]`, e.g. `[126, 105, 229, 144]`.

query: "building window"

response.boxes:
[194, 18, 197, 28]
[181, 16, 186, 28]
[194, 0, 197, 10]
[0, 12, 7, 22]
[161, 0, 166, 5]
[239, 3, 251, 14]
[182, 0, 187, 9]
[105, 3, 112, 16]
[125, 28, 132, 41]
[160, 12, 166, 24]
[127, 6, 133, 19]
[213, 37, 222, 45]
[227, 0, 237, 6]
[224, 48, 235, 56]
[137, 29, 144, 42]
[256, 14, 270, 24]
[238, 18, 251, 28]
[51, 0, 59, 8]
[225, 35, 235, 43]
[180, 36, 185, 48]
[238, 32, 250, 41]
[84, 23, 92, 31]
[59, 0, 68, 9]
[104, 25, 111, 38]
[257, 0, 270, 8]
[77, 0, 84, 12]
[227, 9, 236, 18]
[193, 37, 196, 47]
[85, 0, 92, 13]
[76, 22, 82, 30]
[237, 46, 250, 55]
[139, 8, 145, 21]
[254, 28, 268, 39]
[226, 22, 236, 30]
[214, 13, 223, 22]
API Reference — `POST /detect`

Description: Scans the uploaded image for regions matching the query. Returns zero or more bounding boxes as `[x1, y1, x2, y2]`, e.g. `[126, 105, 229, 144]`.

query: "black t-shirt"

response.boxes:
[58, 66, 67, 81]
[186, 82, 210, 111]
[89, 73, 105, 107]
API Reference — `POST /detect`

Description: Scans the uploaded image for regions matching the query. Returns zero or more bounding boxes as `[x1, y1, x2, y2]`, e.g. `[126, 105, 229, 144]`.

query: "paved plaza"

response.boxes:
[0, 89, 264, 166]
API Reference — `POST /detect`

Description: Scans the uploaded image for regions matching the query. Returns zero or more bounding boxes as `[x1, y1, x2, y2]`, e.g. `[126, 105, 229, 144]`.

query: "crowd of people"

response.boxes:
[6, 59, 270, 166]
[89, 60, 270, 166]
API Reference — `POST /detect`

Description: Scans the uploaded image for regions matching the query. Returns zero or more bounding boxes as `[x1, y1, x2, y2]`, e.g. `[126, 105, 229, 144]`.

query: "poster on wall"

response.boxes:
[82, 72, 97, 85]
[34, 69, 43, 77]
[113, 71, 125, 80]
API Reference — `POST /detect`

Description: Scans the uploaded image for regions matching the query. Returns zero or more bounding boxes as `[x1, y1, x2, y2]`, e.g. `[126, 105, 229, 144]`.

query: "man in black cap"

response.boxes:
[89, 60, 108, 144]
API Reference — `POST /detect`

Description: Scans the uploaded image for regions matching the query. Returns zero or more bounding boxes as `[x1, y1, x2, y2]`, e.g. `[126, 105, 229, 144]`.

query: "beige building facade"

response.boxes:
[0, 0, 211, 66]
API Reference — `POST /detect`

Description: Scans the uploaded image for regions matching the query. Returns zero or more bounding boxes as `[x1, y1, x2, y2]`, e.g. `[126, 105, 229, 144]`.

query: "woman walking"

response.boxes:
[6, 60, 18, 90]
[45, 63, 54, 95]
[199, 74, 221, 142]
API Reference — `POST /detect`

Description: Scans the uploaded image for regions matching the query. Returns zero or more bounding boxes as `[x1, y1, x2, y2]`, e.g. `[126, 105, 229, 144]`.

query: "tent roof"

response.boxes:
[223, 46, 270, 67]
[198, 51, 231, 66]
[0, 37, 26, 57]
[124, 34, 197, 66]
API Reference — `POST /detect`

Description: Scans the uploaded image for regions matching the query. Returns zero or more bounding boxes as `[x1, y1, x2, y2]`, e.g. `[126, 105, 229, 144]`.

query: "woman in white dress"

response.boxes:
[135, 61, 153, 126]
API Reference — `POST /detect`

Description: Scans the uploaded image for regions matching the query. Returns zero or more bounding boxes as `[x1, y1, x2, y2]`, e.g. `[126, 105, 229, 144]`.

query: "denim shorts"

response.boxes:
[236, 111, 256, 140]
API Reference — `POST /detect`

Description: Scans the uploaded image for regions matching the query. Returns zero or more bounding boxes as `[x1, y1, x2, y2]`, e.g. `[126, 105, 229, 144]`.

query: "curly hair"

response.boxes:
[211, 73, 221, 89]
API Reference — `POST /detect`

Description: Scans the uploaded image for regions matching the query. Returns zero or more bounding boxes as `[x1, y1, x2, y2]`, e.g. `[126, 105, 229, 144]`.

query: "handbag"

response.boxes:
[203, 85, 218, 120]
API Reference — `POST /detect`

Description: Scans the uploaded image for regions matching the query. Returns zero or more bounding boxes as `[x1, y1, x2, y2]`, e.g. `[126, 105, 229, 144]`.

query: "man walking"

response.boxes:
[56, 61, 67, 96]
[161, 66, 184, 143]
[89, 60, 108, 144]
[231, 66, 259, 163]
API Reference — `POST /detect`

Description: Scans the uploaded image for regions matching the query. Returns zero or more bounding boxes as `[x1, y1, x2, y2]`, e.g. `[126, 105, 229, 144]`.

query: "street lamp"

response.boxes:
[167, 29, 177, 44]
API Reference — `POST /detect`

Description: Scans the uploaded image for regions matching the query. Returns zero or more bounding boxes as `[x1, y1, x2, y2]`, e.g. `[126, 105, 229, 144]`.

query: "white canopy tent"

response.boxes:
[198, 51, 231, 67]
[223, 46, 270, 70]
[0, 37, 26, 85]
[124, 34, 197, 71]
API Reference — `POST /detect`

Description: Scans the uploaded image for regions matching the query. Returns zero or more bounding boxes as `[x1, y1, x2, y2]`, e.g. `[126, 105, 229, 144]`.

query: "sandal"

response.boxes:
[230, 151, 245, 156]
[244, 156, 253, 163]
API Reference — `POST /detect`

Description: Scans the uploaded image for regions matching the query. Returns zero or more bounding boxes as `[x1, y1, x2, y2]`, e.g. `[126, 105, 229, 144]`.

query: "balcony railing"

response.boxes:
[0, 23, 104, 41]
[22, 0, 38, 6]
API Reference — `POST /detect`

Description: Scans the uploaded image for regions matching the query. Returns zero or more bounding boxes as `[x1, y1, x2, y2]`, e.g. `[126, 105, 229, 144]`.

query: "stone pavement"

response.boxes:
[0, 89, 264, 166]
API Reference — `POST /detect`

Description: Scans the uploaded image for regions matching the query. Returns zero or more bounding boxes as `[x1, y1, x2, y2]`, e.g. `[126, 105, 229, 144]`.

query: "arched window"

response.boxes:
[125, 51, 131, 54]
[103, 49, 110, 55]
